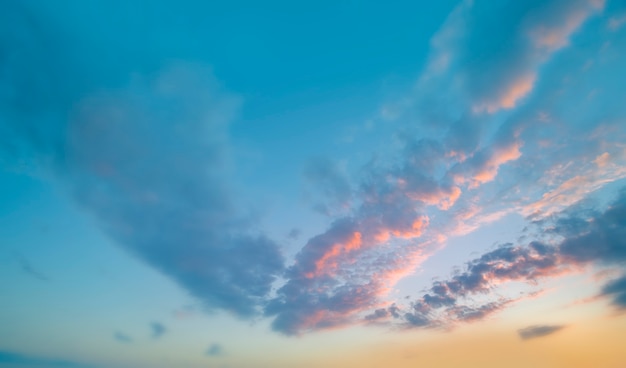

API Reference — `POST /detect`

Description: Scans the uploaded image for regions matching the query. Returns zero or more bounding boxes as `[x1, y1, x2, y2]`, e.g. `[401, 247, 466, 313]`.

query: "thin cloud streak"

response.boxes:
[518, 325, 567, 340]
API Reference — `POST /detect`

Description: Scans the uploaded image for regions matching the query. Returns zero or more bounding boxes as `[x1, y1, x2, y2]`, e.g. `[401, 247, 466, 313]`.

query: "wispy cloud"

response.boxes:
[303, 157, 353, 215]
[518, 325, 567, 340]
[0, 350, 95, 368]
[14, 252, 49, 281]
[206, 343, 224, 357]
[599, 274, 626, 310]
[150, 322, 166, 339]
[113, 332, 133, 344]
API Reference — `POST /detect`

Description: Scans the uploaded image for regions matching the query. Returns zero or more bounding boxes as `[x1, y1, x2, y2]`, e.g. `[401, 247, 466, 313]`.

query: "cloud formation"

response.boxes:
[518, 325, 566, 340]
[2, 0, 625, 340]
[14, 252, 49, 281]
[206, 343, 223, 357]
[1, 4, 284, 319]
[403, 187, 626, 329]
[265, 0, 625, 335]
[114, 332, 133, 344]
[150, 322, 166, 339]
[600, 274, 626, 310]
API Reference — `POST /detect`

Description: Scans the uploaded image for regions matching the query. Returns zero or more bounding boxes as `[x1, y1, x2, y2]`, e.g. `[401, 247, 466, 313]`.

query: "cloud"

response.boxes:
[14, 252, 49, 281]
[1, 3, 284, 318]
[403, 187, 626, 329]
[113, 332, 133, 344]
[265, 0, 621, 334]
[364, 308, 390, 322]
[600, 274, 626, 309]
[450, 140, 523, 189]
[287, 228, 302, 240]
[464, 0, 603, 114]
[518, 325, 566, 340]
[608, 13, 626, 31]
[403, 241, 558, 328]
[557, 190, 626, 264]
[413, 0, 603, 119]
[150, 322, 166, 339]
[0, 350, 94, 368]
[206, 343, 223, 357]
[303, 157, 352, 215]
[3, 0, 625, 340]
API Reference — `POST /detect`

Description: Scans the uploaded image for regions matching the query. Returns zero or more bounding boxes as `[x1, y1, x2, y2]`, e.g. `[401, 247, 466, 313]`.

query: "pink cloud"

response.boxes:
[473, 74, 536, 114]
[407, 186, 462, 210]
[308, 231, 363, 278]
[523, 152, 626, 218]
[454, 141, 523, 189]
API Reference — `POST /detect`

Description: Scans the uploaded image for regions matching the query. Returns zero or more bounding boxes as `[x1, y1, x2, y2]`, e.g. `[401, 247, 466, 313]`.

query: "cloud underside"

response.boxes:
[2, 0, 626, 337]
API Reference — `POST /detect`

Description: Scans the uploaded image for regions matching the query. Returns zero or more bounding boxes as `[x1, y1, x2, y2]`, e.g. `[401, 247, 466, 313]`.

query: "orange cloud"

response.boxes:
[455, 142, 522, 189]
[408, 186, 462, 210]
[310, 231, 363, 278]
[474, 74, 536, 114]
[530, 0, 604, 51]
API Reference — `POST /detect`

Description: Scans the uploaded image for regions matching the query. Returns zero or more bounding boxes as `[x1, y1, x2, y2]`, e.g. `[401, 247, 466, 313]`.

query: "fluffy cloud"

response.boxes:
[266, 0, 625, 335]
[403, 187, 626, 329]
[1, 5, 284, 318]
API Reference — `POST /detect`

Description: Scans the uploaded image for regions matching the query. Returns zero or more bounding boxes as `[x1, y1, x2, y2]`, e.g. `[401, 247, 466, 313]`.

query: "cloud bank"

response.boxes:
[1, 3, 283, 318]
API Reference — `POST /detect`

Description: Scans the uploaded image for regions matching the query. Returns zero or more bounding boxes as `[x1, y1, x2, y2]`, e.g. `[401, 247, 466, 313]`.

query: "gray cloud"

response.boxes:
[518, 325, 566, 340]
[150, 322, 166, 339]
[303, 157, 352, 215]
[600, 274, 626, 310]
[206, 343, 223, 357]
[113, 332, 133, 344]
[287, 228, 301, 240]
[1, 4, 284, 319]
[14, 252, 49, 281]
[404, 188, 626, 329]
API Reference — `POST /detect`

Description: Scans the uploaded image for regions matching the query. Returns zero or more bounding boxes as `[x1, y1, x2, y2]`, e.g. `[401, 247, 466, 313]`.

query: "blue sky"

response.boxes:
[2, 0, 626, 367]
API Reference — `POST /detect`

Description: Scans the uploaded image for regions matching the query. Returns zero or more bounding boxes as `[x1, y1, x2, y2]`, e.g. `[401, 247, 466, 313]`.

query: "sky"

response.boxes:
[1, 0, 626, 367]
